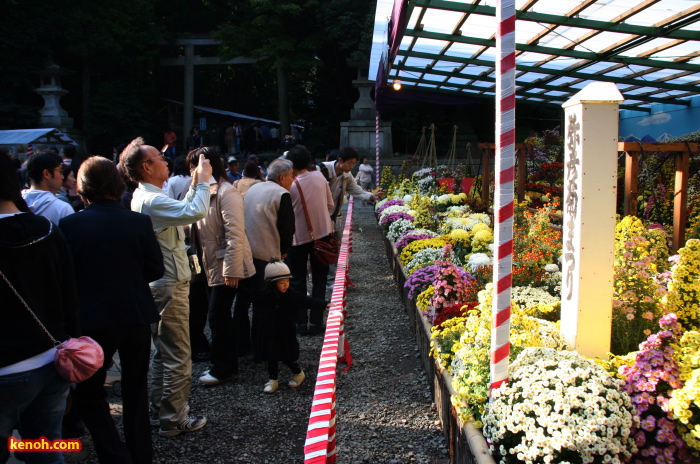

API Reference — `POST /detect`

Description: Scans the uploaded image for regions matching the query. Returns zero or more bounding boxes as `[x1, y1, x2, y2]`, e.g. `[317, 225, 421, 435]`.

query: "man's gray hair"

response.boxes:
[267, 159, 293, 182]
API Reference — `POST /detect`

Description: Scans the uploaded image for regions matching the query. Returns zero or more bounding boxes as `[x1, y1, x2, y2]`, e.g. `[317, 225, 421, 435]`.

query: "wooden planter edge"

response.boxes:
[378, 226, 495, 464]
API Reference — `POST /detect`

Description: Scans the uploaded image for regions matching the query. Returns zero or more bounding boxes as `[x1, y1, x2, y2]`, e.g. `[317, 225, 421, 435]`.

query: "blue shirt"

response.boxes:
[131, 182, 210, 284]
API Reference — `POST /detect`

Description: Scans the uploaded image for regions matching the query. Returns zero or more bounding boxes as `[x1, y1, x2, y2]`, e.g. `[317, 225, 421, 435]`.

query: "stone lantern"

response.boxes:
[339, 64, 393, 157]
[35, 60, 74, 129]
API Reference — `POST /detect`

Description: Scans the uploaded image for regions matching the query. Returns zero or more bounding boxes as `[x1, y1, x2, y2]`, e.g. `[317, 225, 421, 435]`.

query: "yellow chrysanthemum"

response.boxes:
[450, 228, 470, 241]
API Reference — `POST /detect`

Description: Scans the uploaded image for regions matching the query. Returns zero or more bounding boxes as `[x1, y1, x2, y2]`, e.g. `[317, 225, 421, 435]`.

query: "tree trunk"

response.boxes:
[277, 65, 290, 138]
[81, 58, 91, 157]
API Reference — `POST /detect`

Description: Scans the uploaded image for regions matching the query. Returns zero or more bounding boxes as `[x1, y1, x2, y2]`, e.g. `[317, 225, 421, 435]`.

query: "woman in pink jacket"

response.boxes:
[186, 147, 255, 386]
[284, 145, 334, 336]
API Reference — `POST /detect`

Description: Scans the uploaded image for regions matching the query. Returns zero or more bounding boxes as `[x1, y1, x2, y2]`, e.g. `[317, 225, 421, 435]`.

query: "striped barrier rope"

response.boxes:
[490, 0, 515, 393]
[375, 112, 381, 186]
[303, 197, 355, 464]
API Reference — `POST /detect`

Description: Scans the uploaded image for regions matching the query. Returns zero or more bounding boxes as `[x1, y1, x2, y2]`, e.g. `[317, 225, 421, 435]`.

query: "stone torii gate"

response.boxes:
[160, 35, 257, 139]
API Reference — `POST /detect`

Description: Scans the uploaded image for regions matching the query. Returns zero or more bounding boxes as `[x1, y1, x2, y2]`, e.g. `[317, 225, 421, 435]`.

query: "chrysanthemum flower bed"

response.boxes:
[376, 166, 700, 463]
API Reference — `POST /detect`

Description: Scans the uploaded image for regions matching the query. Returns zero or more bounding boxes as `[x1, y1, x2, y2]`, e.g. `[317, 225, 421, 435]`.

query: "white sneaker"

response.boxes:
[159, 414, 207, 437]
[289, 370, 305, 388]
[150, 404, 189, 427]
[264, 379, 278, 393]
[199, 370, 232, 386]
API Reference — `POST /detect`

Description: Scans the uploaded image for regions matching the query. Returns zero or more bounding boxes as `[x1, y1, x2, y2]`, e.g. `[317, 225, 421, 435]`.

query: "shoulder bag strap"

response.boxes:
[294, 179, 315, 241]
[330, 175, 343, 221]
[0, 268, 60, 347]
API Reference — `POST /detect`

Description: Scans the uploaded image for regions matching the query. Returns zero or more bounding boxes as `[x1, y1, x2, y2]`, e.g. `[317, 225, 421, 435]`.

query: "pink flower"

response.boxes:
[640, 415, 656, 432]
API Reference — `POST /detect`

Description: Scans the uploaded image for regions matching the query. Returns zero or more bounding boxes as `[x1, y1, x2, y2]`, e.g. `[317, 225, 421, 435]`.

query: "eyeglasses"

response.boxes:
[143, 152, 165, 164]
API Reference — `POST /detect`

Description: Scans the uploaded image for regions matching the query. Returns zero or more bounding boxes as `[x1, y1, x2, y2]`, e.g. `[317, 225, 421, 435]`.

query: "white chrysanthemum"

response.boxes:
[467, 253, 491, 271]
[417, 176, 437, 195]
[374, 198, 388, 212]
[387, 219, 414, 242]
[412, 167, 433, 179]
[469, 213, 491, 226]
[402, 194, 413, 203]
[404, 247, 447, 273]
[447, 205, 470, 214]
[402, 228, 438, 239]
[378, 205, 410, 221]
[511, 286, 559, 308]
[483, 348, 637, 464]
[544, 264, 559, 273]
[437, 194, 450, 204]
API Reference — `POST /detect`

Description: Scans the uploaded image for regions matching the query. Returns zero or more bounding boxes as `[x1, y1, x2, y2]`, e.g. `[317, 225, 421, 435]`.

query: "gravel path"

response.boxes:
[63, 203, 448, 464]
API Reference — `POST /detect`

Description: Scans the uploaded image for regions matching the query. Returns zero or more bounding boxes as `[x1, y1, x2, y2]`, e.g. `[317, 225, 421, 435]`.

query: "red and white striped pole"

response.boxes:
[375, 112, 381, 187]
[303, 198, 355, 464]
[26, 143, 33, 158]
[490, 0, 515, 392]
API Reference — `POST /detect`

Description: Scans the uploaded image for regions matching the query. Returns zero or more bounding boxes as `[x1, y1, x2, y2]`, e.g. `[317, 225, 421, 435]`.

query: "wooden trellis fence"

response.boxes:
[475, 141, 698, 251]
[620, 142, 698, 251]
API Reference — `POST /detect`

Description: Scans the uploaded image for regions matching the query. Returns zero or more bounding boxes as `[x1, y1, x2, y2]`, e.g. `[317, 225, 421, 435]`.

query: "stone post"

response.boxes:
[560, 82, 623, 358]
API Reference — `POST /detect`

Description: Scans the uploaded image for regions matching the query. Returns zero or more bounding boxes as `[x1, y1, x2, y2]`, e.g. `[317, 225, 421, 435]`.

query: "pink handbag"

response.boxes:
[54, 336, 105, 383]
[0, 269, 104, 383]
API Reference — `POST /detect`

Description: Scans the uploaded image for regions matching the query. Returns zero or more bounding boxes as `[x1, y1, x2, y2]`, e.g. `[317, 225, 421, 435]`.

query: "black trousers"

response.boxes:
[231, 260, 267, 356]
[268, 361, 301, 380]
[285, 242, 329, 327]
[189, 274, 210, 355]
[206, 284, 238, 379]
[73, 324, 152, 464]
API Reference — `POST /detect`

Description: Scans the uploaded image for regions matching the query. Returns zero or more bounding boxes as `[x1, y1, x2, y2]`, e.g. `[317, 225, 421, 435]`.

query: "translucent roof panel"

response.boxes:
[402, 57, 436, 69]
[420, 8, 463, 34]
[447, 42, 491, 58]
[369, 0, 700, 112]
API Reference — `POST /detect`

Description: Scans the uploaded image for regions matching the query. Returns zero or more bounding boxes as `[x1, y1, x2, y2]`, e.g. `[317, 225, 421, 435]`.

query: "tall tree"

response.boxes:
[0, 1, 67, 129]
[214, 0, 324, 138]
[214, 0, 375, 152]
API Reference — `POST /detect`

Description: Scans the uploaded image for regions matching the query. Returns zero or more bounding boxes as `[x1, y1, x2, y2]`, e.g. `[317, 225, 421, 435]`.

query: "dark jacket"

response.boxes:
[59, 200, 164, 331]
[252, 287, 326, 363]
[0, 212, 79, 368]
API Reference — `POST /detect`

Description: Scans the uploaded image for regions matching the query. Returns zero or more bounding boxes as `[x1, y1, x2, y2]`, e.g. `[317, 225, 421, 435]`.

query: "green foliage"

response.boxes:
[0, 0, 375, 156]
[213, 0, 375, 153]
[215, 0, 321, 70]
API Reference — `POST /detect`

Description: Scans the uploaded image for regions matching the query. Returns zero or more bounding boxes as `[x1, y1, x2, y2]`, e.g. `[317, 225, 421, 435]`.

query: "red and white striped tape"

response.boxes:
[304, 197, 355, 464]
[490, 0, 515, 393]
[375, 112, 381, 186]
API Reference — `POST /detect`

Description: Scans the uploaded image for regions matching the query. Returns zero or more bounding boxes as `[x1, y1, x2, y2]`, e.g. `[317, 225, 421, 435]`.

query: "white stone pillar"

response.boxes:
[560, 82, 623, 358]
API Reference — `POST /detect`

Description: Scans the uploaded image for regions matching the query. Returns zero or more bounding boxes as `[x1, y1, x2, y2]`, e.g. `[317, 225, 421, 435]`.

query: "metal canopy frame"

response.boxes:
[370, 0, 700, 113]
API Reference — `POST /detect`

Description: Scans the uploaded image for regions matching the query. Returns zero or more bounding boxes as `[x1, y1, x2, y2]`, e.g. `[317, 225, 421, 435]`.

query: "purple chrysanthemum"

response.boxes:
[376, 200, 405, 216]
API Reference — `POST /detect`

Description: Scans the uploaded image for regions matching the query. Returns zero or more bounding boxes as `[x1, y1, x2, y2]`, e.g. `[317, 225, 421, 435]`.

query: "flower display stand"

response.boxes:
[381, 234, 494, 464]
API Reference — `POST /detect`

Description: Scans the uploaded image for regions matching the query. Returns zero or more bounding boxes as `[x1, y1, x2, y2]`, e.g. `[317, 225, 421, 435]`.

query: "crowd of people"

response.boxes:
[0, 138, 382, 464]
[176, 122, 301, 158]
